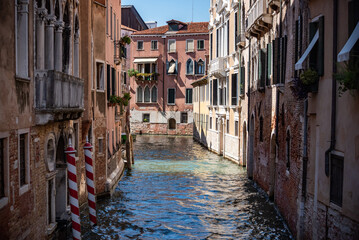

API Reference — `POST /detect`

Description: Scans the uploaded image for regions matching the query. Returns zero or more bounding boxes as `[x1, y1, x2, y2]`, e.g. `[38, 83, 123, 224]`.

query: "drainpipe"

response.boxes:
[162, 36, 166, 112]
[324, 0, 338, 177]
[247, 38, 251, 133]
[275, 0, 283, 148]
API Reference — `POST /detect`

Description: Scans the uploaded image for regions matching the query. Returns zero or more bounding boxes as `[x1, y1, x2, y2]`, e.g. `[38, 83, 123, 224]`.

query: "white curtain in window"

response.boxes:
[168, 61, 176, 74]
[186, 59, 193, 74]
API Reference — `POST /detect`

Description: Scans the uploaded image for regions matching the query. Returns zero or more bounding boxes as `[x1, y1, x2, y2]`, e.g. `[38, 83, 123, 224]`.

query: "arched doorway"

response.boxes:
[242, 122, 247, 166]
[248, 114, 254, 179]
[168, 118, 176, 130]
[269, 134, 277, 200]
[55, 135, 68, 220]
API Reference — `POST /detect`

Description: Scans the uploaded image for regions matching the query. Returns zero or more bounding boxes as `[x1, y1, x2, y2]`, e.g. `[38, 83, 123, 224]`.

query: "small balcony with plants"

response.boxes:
[128, 69, 159, 82]
[114, 36, 131, 65]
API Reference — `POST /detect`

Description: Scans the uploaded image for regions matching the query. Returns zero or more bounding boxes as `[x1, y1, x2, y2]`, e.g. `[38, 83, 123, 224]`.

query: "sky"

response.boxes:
[121, 0, 210, 27]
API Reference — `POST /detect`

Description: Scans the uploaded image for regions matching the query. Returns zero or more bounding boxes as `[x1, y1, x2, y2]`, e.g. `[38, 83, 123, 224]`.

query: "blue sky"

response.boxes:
[122, 0, 210, 27]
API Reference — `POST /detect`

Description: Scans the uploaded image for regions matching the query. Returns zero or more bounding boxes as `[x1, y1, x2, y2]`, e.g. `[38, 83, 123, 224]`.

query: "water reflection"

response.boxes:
[81, 135, 292, 239]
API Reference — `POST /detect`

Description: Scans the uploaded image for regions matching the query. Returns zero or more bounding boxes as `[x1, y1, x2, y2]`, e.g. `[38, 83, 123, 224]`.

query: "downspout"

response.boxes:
[324, 0, 338, 239]
[324, 0, 338, 177]
[275, 0, 283, 148]
[247, 38, 251, 133]
[162, 36, 166, 112]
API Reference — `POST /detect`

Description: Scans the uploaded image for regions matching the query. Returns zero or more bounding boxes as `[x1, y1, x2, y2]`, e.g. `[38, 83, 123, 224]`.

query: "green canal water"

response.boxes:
[81, 135, 292, 239]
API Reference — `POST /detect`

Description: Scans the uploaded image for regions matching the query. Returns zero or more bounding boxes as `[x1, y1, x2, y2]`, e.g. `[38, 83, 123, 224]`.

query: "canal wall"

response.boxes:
[131, 122, 193, 135]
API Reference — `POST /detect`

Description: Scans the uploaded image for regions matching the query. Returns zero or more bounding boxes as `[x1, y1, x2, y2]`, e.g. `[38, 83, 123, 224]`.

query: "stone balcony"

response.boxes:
[236, 32, 246, 49]
[267, 0, 280, 11]
[209, 57, 227, 78]
[246, 0, 272, 38]
[35, 70, 84, 125]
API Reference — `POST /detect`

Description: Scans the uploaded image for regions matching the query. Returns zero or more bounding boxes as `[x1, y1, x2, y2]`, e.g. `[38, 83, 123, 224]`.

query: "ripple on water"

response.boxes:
[81, 135, 292, 240]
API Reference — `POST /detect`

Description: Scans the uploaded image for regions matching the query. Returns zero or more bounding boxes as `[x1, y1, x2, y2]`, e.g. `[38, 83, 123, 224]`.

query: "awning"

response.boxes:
[295, 30, 319, 70]
[338, 22, 359, 62]
[133, 58, 158, 63]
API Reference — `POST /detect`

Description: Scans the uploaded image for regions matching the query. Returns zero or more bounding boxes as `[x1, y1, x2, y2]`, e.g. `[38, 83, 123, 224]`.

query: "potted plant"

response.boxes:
[335, 60, 359, 96]
[300, 69, 319, 92]
[120, 35, 131, 45]
[143, 118, 149, 122]
[128, 69, 139, 77]
[108, 95, 119, 107]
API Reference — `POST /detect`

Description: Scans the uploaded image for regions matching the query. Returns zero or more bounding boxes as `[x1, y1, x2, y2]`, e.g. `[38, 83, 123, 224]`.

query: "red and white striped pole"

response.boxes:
[65, 138, 81, 240]
[84, 136, 97, 226]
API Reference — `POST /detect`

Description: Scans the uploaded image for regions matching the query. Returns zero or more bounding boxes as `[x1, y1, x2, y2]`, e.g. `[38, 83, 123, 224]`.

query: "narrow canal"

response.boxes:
[82, 135, 292, 239]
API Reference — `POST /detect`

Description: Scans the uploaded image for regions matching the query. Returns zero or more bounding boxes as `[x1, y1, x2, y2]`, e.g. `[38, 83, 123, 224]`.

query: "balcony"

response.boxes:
[135, 73, 159, 82]
[236, 33, 246, 49]
[35, 70, 84, 125]
[267, 0, 280, 11]
[209, 57, 226, 78]
[246, 0, 272, 38]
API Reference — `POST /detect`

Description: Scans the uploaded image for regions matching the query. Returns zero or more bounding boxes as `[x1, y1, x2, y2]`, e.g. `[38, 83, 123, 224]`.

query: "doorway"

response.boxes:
[248, 115, 254, 178]
[55, 135, 68, 220]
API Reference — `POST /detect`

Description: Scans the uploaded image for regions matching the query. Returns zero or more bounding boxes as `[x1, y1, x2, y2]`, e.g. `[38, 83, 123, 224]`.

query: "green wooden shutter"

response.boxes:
[166, 60, 169, 74]
[175, 60, 178, 74]
[309, 21, 318, 72]
[273, 38, 279, 84]
[240, 66, 245, 95]
[266, 43, 272, 86]
[317, 16, 324, 76]
[259, 49, 265, 88]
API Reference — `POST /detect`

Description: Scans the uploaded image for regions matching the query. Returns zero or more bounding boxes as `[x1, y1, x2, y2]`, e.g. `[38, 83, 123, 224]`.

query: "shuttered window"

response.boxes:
[240, 66, 245, 95]
[309, 16, 324, 76]
[186, 40, 194, 52]
[330, 154, 344, 206]
[186, 89, 193, 104]
[259, 49, 266, 88]
[231, 74, 238, 105]
[112, 68, 116, 96]
[168, 40, 176, 52]
[168, 88, 176, 104]
[19, 134, 27, 186]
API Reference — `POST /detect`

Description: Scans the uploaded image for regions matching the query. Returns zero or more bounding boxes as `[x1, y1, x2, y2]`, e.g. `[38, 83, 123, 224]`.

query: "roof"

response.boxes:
[121, 25, 137, 32]
[132, 21, 209, 36]
[121, 5, 148, 30]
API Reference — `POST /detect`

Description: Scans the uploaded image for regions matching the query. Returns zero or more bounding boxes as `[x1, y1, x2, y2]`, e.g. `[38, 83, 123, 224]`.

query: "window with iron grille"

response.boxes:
[181, 112, 188, 123]
[19, 133, 27, 187]
[330, 154, 344, 206]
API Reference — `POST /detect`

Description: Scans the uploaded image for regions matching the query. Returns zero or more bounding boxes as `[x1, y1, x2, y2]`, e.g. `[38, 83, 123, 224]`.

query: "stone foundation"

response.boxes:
[131, 123, 193, 135]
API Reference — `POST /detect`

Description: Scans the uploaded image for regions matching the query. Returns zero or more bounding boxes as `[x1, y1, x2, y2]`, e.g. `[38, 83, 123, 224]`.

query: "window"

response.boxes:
[235, 121, 239, 137]
[144, 86, 151, 103]
[196, 59, 205, 75]
[98, 138, 103, 154]
[114, 13, 116, 41]
[181, 112, 188, 123]
[210, 33, 213, 60]
[16, 0, 29, 78]
[260, 117, 264, 142]
[151, 86, 157, 102]
[96, 62, 105, 90]
[215, 118, 218, 131]
[18, 131, 29, 190]
[107, 64, 111, 100]
[231, 74, 238, 105]
[286, 129, 290, 170]
[186, 59, 194, 75]
[197, 40, 204, 50]
[137, 86, 143, 102]
[185, 89, 193, 104]
[112, 68, 116, 95]
[210, 117, 212, 129]
[186, 39, 194, 52]
[330, 154, 344, 206]
[309, 17, 324, 76]
[143, 114, 150, 122]
[213, 79, 218, 105]
[137, 41, 143, 50]
[0, 138, 5, 199]
[240, 66, 245, 95]
[151, 40, 158, 50]
[137, 63, 143, 73]
[168, 39, 176, 52]
[226, 120, 229, 134]
[167, 60, 177, 74]
[123, 72, 127, 85]
[47, 178, 55, 226]
[106, 1, 108, 34]
[168, 88, 176, 105]
[110, 7, 113, 38]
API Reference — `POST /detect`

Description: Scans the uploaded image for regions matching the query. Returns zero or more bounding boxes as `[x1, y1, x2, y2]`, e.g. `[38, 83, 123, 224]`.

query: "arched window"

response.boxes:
[169, 118, 176, 129]
[73, 14, 80, 77]
[186, 59, 193, 75]
[62, 1, 71, 73]
[144, 86, 150, 102]
[197, 59, 205, 74]
[168, 59, 176, 74]
[286, 129, 291, 171]
[151, 86, 157, 102]
[137, 86, 143, 102]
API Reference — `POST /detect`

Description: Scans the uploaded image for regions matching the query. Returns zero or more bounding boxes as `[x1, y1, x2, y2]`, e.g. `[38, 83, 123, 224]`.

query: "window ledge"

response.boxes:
[19, 184, 30, 196]
[329, 202, 342, 212]
[15, 76, 31, 82]
[0, 197, 9, 209]
[96, 89, 105, 93]
[197, 49, 205, 51]
[137, 49, 144, 51]
[167, 103, 176, 106]
[151, 49, 158, 51]
[186, 50, 195, 53]
[47, 222, 58, 235]
[168, 51, 177, 54]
